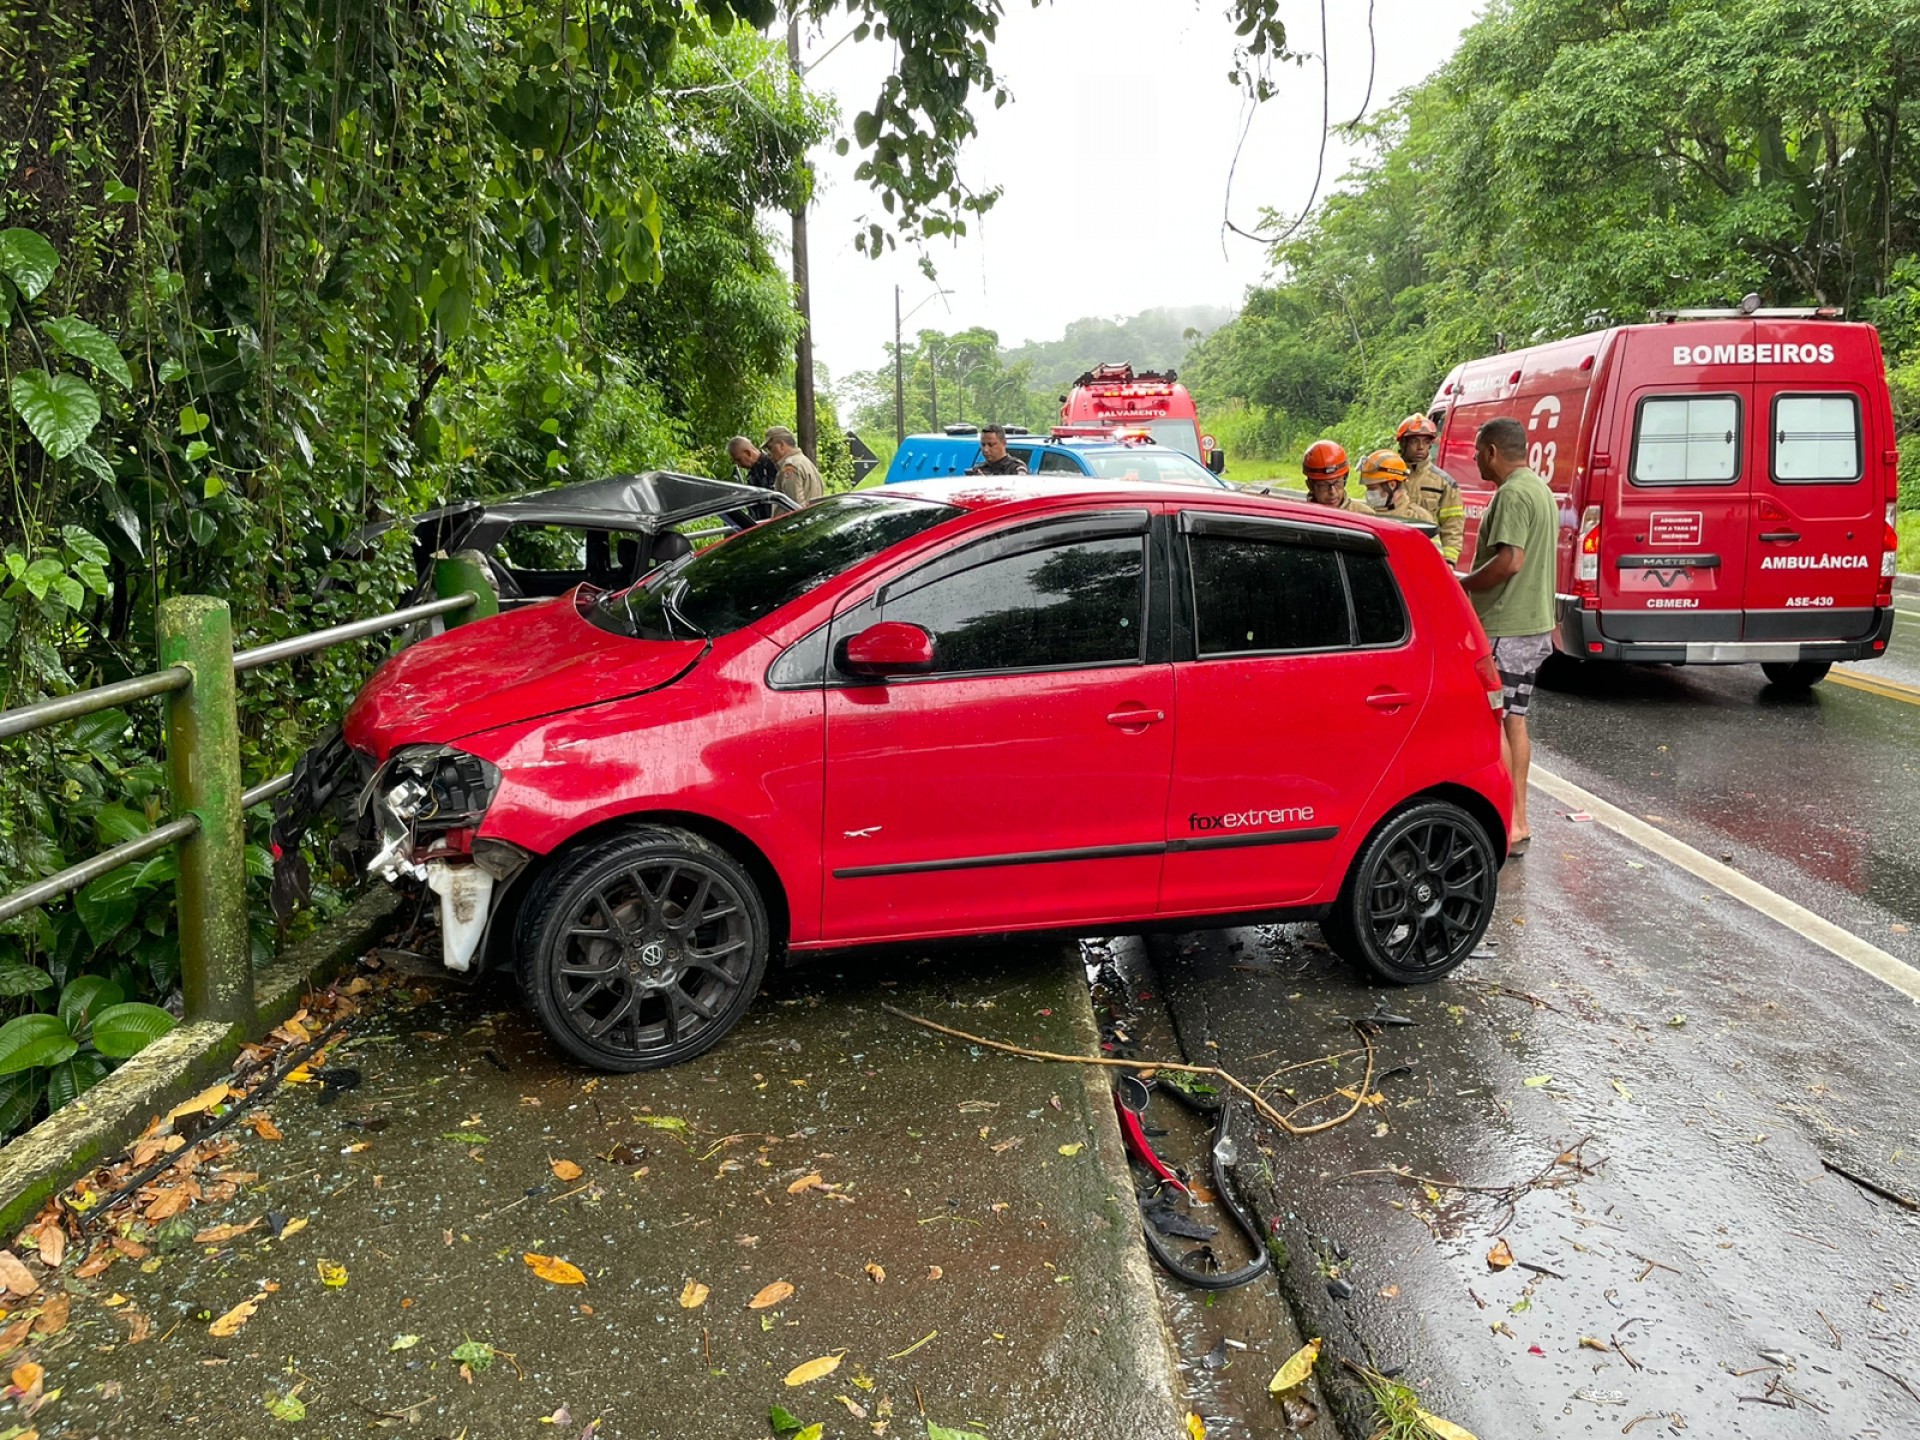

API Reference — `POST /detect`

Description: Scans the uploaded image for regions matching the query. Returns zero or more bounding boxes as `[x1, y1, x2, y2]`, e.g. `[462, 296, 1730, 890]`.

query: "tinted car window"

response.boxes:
[589, 493, 962, 640]
[1082, 450, 1222, 486]
[1772, 394, 1862, 484]
[1189, 534, 1350, 654]
[1036, 450, 1085, 475]
[1345, 551, 1410, 646]
[879, 536, 1146, 674]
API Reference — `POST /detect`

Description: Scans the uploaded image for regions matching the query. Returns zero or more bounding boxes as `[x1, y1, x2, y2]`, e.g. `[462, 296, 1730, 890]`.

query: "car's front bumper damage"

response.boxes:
[273, 730, 528, 972]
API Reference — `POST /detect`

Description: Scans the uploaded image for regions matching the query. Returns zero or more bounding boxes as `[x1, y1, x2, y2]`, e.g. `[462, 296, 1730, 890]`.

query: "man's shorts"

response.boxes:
[1491, 632, 1554, 718]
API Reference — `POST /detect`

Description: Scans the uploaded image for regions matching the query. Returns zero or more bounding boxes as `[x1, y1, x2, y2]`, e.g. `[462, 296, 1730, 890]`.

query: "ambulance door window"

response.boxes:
[1630, 395, 1741, 486]
[1770, 395, 1861, 484]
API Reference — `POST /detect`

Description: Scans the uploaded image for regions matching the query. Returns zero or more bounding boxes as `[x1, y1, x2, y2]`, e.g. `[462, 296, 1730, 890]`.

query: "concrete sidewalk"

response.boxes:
[24, 940, 1185, 1439]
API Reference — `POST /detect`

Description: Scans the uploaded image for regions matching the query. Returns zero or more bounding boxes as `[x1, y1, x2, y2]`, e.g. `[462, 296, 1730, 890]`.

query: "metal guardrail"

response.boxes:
[0, 555, 497, 1029]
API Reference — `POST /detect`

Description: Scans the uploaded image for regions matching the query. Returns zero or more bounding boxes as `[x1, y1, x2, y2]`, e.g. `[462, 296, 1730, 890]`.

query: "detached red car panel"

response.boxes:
[309, 479, 1511, 1072]
[1430, 312, 1897, 690]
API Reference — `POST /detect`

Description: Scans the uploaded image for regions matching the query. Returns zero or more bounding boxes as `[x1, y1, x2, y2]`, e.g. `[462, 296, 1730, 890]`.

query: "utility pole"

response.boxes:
[787, 11, 817, 459]
[893, 286, 905, 445]
[929, 343, 939, 432]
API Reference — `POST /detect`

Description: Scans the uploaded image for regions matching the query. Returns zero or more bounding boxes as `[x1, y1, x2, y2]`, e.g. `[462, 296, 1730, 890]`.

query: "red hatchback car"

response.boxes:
[305, 478, 1511, 1070]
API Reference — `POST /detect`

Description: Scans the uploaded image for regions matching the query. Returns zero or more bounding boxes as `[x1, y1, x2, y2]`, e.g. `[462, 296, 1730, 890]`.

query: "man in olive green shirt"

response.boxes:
[1461, 416, 1557, 851]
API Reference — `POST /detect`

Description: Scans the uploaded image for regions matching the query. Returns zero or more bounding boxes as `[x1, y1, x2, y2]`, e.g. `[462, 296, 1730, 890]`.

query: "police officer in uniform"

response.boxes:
[1396, 414, 1465, 564]
[966, 424, 1030, 476]
[1358, 450, 1436, 525]
[1302, 440, 1370, 513]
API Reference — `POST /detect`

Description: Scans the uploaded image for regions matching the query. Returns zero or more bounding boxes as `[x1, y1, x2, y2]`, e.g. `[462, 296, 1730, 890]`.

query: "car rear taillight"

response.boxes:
[1474, 653, 1505, 711]
[1574, 505, 1601, 607]
[1879, 500, 1899, 605]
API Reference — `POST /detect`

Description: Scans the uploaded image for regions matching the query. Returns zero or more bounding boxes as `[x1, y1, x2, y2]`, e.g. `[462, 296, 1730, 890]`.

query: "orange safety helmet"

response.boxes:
[1302, 439, 1349, 482]
[1359, 450, 1411, 485]
[1395, 413, 1439, 442]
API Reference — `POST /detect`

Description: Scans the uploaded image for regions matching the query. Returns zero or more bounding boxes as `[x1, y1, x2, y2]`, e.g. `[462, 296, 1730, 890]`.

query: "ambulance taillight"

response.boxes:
[1879, 500, 1898, 607]
[1574, 505, 1602, 606]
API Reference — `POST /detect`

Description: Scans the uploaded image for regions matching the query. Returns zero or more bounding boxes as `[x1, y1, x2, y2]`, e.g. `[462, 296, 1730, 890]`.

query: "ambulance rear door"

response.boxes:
[1741, 325, 1885, 641]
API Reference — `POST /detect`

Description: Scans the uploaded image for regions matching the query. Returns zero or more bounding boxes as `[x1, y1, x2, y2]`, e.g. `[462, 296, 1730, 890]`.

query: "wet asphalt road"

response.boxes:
[1139, 608, 1920, 1438]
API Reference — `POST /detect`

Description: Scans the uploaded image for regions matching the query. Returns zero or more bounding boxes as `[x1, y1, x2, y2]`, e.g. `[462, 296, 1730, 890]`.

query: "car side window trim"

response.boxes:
[1177, 508, 1388, 555]
[1177, 526, 1413, 660]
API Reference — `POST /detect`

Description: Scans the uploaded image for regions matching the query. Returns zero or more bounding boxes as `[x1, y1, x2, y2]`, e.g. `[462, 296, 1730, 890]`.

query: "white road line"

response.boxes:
[1530, 765, 1920, 1004]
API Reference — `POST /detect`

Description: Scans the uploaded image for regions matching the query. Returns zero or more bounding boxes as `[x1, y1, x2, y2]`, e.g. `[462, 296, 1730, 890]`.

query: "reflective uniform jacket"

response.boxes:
[1308, 494, 1373, 515]
[1408, 457, 1465, 563]
[1374, 489, 1436, 526]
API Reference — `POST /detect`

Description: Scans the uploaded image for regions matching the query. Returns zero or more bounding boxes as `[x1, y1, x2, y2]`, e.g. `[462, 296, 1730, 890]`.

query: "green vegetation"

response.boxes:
[1184, 0, 1920, 489]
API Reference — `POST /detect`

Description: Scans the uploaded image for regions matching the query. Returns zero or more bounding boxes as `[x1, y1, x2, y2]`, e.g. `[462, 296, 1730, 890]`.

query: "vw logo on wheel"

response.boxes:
[640, 941, 667, 968]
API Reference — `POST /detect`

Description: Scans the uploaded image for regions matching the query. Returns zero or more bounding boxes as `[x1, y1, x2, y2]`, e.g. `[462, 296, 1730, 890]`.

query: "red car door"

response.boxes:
[820, 510, 1174, 944]
[1161, 512, 1430, 914]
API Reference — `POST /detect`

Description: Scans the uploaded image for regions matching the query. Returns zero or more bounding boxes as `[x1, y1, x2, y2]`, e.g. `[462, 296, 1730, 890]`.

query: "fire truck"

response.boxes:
[1061, 363, 1226, 474]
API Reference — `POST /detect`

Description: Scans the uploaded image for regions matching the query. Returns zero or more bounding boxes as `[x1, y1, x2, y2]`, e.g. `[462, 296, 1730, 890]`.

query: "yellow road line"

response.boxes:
[1830, 667, 1920, 706]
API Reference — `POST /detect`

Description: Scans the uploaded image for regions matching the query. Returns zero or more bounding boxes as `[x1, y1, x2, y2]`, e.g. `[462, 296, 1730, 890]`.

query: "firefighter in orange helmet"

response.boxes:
[1358, 449, 1437, 526]
[1396, 414, 1465, 563]
[1302, 440, 1369, 512]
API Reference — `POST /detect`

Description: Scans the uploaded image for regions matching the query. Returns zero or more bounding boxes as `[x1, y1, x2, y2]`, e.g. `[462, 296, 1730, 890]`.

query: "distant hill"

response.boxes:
[1002, 305, 1235, 391]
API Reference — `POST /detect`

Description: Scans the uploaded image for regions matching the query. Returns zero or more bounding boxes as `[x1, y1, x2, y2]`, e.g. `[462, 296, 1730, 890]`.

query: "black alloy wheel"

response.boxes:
[518, 827, 770, 1071]
[1321, 800, 1497, 985]
[1760, 660, 1832, 690]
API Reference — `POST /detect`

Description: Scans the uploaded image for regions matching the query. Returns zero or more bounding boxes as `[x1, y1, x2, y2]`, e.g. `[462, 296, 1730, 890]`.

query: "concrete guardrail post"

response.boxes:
[432, 553, 498, 629]
[157, 596, 253, 1028]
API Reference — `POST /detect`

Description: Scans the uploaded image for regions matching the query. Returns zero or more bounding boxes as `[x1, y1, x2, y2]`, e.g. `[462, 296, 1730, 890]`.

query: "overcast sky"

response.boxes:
[792, 0, 1487, 384]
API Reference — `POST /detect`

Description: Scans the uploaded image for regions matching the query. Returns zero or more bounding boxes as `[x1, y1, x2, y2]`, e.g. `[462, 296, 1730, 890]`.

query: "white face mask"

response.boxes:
[1363, 488, 1390, 509]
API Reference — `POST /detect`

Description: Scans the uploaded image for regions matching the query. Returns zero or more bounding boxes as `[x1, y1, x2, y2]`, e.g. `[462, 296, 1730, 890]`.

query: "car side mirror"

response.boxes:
[837, 621, 936, 677]
[1207, 449, 1228, 476]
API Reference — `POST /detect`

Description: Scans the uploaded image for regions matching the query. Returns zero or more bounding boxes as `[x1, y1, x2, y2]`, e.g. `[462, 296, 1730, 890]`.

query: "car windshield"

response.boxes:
[1082, 449, 1221, 486]
[587, 492, 963, 640]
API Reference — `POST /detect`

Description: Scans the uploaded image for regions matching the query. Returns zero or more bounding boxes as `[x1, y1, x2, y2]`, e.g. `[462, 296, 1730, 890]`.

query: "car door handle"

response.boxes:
[1365, 689, 1415, 710]
[1105, 707, 1166, 727]
[1759, 530, 1801, 543]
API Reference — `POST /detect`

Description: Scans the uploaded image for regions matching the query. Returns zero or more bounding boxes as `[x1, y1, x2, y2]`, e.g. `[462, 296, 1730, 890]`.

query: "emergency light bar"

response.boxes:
[1651, 303, 1846, 322]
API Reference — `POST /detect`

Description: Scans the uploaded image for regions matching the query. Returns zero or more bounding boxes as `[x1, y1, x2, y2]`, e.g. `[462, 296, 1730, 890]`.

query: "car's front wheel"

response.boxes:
[517, 826, 770, 1071]
[1321, 800, 1498, 985]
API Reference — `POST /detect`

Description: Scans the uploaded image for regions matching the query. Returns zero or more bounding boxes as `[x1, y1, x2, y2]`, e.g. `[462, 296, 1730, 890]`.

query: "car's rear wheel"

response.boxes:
[1320, 800, 1497, 985]
[1760, 660, 1831, 689]
[517, 827, 769, 1071]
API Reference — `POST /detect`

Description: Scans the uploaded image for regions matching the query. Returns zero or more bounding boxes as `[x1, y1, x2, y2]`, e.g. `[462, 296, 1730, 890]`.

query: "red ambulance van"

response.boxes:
[1429, 307, 1898, 689]
[1062, 363, 1227, 474]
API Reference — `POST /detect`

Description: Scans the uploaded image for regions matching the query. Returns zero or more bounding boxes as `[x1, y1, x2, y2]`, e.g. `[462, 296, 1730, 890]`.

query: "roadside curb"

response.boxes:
[1896, 572, 1919, 597]
[0, 886, 402, 1236]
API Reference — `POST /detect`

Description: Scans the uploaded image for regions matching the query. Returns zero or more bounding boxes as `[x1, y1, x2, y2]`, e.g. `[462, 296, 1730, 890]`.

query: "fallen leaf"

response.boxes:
[1057, 1143, 1084, 1157]
[30, 1293, 69, 1336]
[784, 1353, 844, 1386]
[0, 1252, 39, 1297]
[926, 1424, 985, 1440]
[389, 1334, 421, 1351]
[925, 1265, 944, 1282]
[73, 1248, 114, 1280]
[835, 1394, 868, 1419]
[109, 1237, 149, 1260]
[864, 1264, 885, 1284]
[787, 1173, 824, 1195]
[1610, 1078, 1633, 1100]
[1378, 1284, 1401, 1298]
[769, 1403, 806, 1434]
[0, 1315, 33, 1360]
[679, 1280, 710, 1309]
[32, 1222, 64, 1271]
[245, 1115, 284, 1142]
[11, 1361, 43, 1392]
[168, 1083, 232, 1121]
[550, 1159, 584, 1182]
[633, 1115, 690, 1136]
[450, 1340, 494, 1370]
[1268, 1336, 1321, 1393]
[749, 1280, 796, 1310]
[143, 1187, 193, 1222]
[1186, 1413, 1207, 1440]
[264, 1389, 306, 1422]
[121, 1306, 152, 1343]
[194, 1219, 262, 1245]
[1522, 1075, 1553, 1088]
[1414, 1408, 1478, 1440]
[316, 1259, 348, 1287]
[524, 1252, 586, 1285]
[1578, 1336, 1610, 1353]
[208, 1296, 262, 1337]
[1486, 1239, 1515, 1271]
